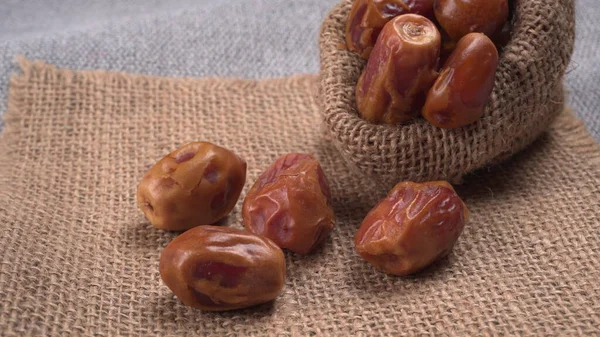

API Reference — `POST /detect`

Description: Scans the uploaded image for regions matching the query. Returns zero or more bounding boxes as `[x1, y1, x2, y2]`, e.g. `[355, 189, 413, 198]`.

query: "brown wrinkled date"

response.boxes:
[243, 153, 335, 255]
[345, 0, 435, 59]
[434, 0, 509, 42]
[356, 14, 441, 125]
[355, 181, 468, 276]
[159, 226, 286, 311]
[137, 142, 246, 231]
[422, 33, 499, 129]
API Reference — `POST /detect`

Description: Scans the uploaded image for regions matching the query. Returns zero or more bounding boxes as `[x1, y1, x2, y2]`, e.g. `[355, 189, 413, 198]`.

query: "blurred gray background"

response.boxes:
[0, 0, 598, 140]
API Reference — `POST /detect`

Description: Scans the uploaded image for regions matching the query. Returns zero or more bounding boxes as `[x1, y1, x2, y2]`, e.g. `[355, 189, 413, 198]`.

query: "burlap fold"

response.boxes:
[0, 59, 598, 336]
[319, 0, 576, 188]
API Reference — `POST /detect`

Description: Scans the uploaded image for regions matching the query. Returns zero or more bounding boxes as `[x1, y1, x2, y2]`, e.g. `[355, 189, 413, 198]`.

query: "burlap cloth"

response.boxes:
[0, 58, 598, 336]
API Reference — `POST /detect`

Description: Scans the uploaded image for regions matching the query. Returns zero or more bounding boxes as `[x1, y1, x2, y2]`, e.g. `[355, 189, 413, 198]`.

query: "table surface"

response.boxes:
[0, 0, 598, 141]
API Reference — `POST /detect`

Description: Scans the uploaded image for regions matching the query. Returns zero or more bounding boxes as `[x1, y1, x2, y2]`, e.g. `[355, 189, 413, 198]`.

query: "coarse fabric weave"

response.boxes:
[319, 0, 576, 188]
[0, 59, 599, 336]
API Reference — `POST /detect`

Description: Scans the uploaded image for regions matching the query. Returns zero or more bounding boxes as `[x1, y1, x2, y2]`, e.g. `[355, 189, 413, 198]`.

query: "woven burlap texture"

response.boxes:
[0, 59, 598, 336]
[319, 0, 575, 188]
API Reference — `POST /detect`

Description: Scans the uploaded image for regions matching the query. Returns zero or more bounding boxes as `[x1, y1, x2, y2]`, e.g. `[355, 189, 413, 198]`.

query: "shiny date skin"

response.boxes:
[355, 181, 468, 276]
[345, 0, 435, 59]
[243, 153, 335, 255]
[356, 14, 441, 125]
[159, 226, 286, 311]
[422, 33, 499, 129]
[434, 0, 509, 42]
[137, 142, 246, 231]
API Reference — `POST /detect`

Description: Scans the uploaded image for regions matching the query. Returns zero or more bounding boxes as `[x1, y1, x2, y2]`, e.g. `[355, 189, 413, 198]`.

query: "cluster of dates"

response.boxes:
[136, 142, 469, 312]
[137, 142, 335, 311]
[346, 0, 510, 128]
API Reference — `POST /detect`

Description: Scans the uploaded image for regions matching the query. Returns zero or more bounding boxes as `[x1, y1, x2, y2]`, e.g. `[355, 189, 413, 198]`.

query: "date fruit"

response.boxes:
[346, 0, 435, 59]
[159, 226, 286, 311]
[422, 33, 499, 129]
[243, 153, 335, 255]
[137, 142, 246, 231]
[434, 0, 509, 42]
[354, 181, 468, 276]
[355, 14, 441, 125]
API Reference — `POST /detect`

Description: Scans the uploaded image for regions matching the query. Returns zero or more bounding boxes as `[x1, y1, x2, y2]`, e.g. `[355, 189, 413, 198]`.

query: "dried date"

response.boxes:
[355, 14, 441, 125]
[422, 33, 499, 129]
[243, 153, 335, 255]
[355, 181, 468, 276]
[137, 142, 246, 231]
[346, 0, 436, 59]
[159, 226, 286, 311]
[434, 0, 509, 42]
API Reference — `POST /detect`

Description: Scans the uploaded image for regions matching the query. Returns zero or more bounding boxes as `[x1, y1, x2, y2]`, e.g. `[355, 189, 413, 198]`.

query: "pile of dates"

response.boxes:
[346, 0, 510, 128]
[137, 142, 469, 311]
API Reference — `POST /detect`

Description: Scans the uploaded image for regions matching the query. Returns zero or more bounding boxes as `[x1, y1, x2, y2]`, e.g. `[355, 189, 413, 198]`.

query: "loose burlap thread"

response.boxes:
[319, 0, 575, 188]
[0, 58, 599, 336]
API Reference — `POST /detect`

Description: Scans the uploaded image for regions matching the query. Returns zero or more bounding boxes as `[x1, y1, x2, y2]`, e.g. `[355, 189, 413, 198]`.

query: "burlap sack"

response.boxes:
[319, 0, 576, 188]
[1, 59, 599, 336]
